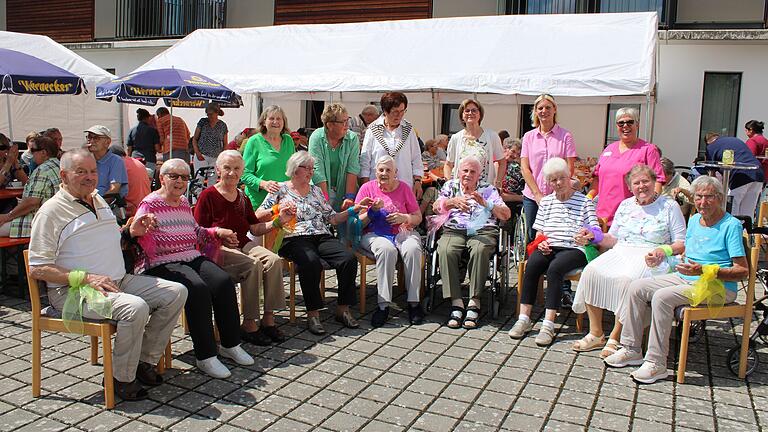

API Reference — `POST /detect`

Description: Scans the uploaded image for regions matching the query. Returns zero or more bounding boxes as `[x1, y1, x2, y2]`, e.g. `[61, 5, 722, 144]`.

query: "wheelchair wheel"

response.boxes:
[727, 344, 759, 377]
[512, 211, 528, 267]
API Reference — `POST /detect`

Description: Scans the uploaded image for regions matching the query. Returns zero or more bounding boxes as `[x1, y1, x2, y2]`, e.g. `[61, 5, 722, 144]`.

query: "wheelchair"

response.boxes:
[423, 222, 512, 320]
[186, 166, 217, 206]
[103, 193, 128, 226]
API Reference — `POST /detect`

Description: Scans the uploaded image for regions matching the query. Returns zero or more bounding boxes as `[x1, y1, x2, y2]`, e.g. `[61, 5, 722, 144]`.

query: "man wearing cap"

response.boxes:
[127, 108, 160, 180]
[85, 125, 128, 199]
[28, 149, 187, 401]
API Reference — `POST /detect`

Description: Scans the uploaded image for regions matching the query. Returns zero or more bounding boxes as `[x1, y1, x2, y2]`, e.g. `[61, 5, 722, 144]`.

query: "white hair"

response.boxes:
[60, 149, 94, 171]
[615, 107, 640, 123]
[690, 175, 724, 200]
[216, 150, 243, 167]
[361, 105, 380, 116]
[375, 155, 396, 169]
[541, 157, 569, 181]
[160, 158, 190, 175]
[285, 151, 314, 177]
[458, 156, 482, 172]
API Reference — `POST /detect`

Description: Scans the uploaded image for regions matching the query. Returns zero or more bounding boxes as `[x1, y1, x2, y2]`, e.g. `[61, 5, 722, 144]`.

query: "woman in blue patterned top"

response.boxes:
[192, 102, 229, 184]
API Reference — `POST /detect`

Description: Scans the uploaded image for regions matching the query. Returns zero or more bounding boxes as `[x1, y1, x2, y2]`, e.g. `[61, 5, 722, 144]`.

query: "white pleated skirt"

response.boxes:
[572, 244, 656, 315]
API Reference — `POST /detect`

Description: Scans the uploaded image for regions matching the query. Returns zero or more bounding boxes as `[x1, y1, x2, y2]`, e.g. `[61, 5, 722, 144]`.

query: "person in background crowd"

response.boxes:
[110, 144, 150, 218]
[422, 138, 446, 171]
[705, 132, 764, 217]
[194, 150, 287, 346]
[193, 102, 228, 185]
[498, 130, 510, 143]
[20, 131, 40, 172]
[434, 157, 511, 330]
[156, 107, 191, 162]
[745, 120, 768, 179]
[22, 127, 63, 173]
[588, 107, 665, 227]
[435, 134, 449, 160]
[29, 149, 187, 401]
[242, 105, 295, 209]
[349, 105, 380, 146]
[0, 136, 59, 237]
[138, 159, 253, 379]
[259, 151, 363, 335]
[360, 92, 424, 200]
[660, 157, 692, 218]
[444, 98, 505, 188]
[85, 125, 128, 199]
[227, 128, 256, 151]
[0, 133, 27, 191]
[308, 103, 360, 211]
[500, 137, 524, 204]
[509, 158, 598, 346]
[127, 108, 160, 180]
[292, 128, 310, 152]
[605, 175, 745, 384]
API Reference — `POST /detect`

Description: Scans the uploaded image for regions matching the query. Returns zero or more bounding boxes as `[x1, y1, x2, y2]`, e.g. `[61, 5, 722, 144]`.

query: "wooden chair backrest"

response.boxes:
[23, 250, 42, 319]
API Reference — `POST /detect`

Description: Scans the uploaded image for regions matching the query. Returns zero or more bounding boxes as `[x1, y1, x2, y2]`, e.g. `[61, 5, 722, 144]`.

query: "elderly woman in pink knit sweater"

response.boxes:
[136, 159, 253, 380]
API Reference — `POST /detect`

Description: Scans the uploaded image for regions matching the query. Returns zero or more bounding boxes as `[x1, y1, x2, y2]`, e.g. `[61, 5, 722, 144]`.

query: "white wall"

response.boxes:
[654, 40, 768, 166]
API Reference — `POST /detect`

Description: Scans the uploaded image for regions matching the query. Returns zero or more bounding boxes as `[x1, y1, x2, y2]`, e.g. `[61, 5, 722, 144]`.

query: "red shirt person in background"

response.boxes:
[745, 120, 768, 179]
[110, 144, 150, 217]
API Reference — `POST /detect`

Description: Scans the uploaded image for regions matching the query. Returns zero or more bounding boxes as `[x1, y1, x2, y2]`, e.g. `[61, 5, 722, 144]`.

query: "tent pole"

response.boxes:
[5, 95, 13, 142]
[645, 92, 651, 142]
[431, 89, 437, 138]
[248, 93, 254, 127]
[170, 104, 174, 151]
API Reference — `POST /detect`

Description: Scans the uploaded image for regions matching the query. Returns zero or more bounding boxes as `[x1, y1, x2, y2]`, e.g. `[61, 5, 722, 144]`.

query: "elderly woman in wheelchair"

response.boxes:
[605, 175, 747, 384]
[432, 157, 511, 329]
[509, 157, 599, 346]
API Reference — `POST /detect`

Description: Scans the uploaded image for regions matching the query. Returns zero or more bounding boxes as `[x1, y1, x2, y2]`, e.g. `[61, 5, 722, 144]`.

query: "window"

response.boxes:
[699, 72, 742, 154]
[606, 103, 641, 148]
[600, 0, 665, 23]
[304, 100, 325, 129]
[441, 104, 463, 135]
[115, 0, 227, 40]
[519, 104, 535, 138]
[505, 0, 670, 27]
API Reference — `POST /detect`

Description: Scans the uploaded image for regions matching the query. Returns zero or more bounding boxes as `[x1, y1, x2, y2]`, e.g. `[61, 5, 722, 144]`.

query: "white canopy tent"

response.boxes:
[128, 12, 658, 148]
[0, 31, 117, 148]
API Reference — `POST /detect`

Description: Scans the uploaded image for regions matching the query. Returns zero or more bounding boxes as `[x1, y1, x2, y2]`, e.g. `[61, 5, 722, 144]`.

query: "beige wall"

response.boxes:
[94, 0, 117, 40]
[226, 0, 274, 28]
[432, 0, 500, 18]
[676, 0, 765, 23]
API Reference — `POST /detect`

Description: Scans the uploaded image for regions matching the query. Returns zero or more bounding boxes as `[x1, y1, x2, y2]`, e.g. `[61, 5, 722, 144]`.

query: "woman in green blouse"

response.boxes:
[242, 105, 296, 208]
[308, 103, 360, 211]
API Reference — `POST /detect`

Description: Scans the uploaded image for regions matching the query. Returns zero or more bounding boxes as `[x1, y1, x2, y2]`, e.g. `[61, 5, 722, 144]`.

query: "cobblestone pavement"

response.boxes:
[1, 268, 767, 432]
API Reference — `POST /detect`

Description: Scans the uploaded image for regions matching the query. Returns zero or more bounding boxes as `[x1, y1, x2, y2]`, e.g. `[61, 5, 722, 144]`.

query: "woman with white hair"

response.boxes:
[194, 150, 290, 346]
[258, 151, 372, 335]
[137, 159, 253, 379]
[509, 157, 599, 346]
[355, 155, 424, 327]
[242, 105, 296, 208]
[433, 156, 511, 329]
[587, 107, 665, 227]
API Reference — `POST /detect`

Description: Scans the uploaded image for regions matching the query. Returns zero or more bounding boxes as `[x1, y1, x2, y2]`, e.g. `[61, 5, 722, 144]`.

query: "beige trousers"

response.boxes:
[218, 241, 285, 320]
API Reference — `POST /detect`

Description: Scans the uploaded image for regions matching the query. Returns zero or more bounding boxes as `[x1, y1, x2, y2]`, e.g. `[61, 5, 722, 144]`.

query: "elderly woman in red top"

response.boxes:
[194, 150, 291, 346]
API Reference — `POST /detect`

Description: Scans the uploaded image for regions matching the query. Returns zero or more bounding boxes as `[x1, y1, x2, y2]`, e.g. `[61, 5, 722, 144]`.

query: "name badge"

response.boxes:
[602, 151, 612, 157]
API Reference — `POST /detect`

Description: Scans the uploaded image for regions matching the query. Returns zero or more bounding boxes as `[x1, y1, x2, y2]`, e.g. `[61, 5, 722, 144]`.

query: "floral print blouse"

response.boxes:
[260, 183, 334, 237]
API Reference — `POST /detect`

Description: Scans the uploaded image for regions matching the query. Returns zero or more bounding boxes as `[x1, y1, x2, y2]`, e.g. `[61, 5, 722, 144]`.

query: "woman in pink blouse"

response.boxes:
[588, 107, 665, 227]
[520, 94, 577, 241]
[745, 120, 768, 179]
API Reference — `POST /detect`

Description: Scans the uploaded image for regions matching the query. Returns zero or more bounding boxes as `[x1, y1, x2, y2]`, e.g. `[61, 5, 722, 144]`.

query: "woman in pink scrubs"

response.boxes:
[520, 94, 577, 241]
[588, 107, 664, 227]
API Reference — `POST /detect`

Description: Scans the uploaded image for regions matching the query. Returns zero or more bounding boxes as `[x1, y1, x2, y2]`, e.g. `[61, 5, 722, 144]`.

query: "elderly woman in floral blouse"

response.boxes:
[259, 151, 372, 335]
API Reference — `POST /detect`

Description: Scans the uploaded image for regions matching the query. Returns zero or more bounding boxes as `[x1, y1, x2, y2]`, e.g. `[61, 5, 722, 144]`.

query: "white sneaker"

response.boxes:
[508, 319, 533, 339]
[603, 347, 644, 368]
[631, 361, 669, 384]
[196, 356, 231, 379]
[220, 344, 255, 366]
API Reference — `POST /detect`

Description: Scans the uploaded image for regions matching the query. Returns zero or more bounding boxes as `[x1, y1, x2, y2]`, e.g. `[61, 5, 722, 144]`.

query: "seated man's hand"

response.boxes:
[85, 273, 120, 294]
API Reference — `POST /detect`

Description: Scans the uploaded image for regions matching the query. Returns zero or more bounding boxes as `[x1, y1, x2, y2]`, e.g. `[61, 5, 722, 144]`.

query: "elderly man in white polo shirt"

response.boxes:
[28, 149, 187, 402]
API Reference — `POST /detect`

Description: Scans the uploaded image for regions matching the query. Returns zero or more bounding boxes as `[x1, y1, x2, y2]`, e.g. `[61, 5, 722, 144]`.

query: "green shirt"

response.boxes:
[241, 133, 295, 208]
[308, 127, 360, 211]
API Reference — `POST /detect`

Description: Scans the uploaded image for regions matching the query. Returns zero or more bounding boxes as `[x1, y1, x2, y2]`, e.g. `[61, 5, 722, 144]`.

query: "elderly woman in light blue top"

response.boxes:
[308, 103, 360, 211]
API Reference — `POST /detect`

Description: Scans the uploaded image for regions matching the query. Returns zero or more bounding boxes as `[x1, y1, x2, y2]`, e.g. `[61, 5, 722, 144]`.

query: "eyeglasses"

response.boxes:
[694, 193, 718, 201]
[165, 173, 190, 181]
[328, 119, 349, 125]
[616, 120, 635, 127]
[463, 108, 480, 114]
[86, 134, 105, 141]
[299, 165, 315, 171]
[389, 108, 407, 116]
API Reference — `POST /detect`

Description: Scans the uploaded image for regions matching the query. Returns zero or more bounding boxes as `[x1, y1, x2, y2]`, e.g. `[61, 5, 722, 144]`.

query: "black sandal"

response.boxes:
[114, 378, 149, 401]
[463, 306, 480, 330]
[447, 306, 464, 329]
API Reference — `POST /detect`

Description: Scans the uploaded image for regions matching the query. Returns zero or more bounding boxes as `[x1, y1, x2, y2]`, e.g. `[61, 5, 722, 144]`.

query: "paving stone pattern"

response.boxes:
[1, 267, 766, 431]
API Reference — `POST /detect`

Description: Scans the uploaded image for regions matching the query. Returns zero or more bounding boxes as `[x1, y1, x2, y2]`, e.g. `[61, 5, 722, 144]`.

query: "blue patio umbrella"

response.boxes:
[96, 68, 241, 147]
[0, 47, 86, 140]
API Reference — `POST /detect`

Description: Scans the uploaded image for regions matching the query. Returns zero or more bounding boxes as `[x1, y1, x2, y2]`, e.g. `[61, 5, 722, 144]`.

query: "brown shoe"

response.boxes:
[136, 361, 163, 387]
[114, 379, 149, 401]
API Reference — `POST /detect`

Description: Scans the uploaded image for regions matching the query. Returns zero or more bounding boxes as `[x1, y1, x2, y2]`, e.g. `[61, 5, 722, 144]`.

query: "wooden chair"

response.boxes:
[516, 260, 584, 330]
[676, 237, 758, 383]
[286, 258, 326, 323]
[356, 250, 426, 315]
[25, 251, 172, 408]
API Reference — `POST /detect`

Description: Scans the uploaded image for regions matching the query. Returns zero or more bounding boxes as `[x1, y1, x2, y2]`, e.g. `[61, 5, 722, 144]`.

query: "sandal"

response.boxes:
[600, 338, 621, 359]
[447, 306, 464, 329]
[572, 333, 605, 352]
[462, 306, 480, 330]
[113, 378, 149, 401]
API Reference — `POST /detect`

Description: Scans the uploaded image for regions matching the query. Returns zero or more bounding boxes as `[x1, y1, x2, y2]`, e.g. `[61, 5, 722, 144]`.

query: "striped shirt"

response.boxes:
[11, 158, 60, 237]
[157, 114, 191, 153]
[532, 191, 598, 251]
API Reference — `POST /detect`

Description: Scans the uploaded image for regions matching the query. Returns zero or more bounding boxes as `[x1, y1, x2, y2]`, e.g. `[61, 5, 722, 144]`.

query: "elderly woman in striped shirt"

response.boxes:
[508, 157, 599, 346]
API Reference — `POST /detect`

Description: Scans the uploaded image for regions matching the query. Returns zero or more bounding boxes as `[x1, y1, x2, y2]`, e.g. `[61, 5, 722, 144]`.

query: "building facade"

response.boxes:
[1, 0, 766, 165]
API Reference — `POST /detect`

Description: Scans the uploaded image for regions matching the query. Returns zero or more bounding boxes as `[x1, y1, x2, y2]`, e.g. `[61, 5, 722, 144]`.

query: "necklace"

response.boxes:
[636, 193, 658, 206]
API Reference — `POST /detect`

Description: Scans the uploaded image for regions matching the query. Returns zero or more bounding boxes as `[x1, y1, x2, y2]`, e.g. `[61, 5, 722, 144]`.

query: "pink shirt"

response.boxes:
[746, 134, 768, 178]
[594, 139, 665, 225]
[355, 180, 419, 235]
[520, 124, 577, 200]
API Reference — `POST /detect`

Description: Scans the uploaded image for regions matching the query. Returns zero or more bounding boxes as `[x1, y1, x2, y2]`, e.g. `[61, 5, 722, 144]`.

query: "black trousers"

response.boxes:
[280, 234, 357, 311]
[146, 256, 240, 360]
[521, 247, 586, 310]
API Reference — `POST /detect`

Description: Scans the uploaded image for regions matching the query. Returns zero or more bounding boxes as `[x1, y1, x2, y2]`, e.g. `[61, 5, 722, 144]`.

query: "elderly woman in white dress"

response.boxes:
[571, 164, 686, 357]
[360, 92, 424, 200]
